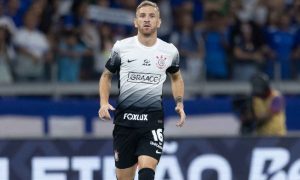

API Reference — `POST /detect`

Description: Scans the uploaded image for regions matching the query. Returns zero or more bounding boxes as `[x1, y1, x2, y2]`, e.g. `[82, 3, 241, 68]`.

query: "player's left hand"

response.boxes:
[175, 103, 186, 127]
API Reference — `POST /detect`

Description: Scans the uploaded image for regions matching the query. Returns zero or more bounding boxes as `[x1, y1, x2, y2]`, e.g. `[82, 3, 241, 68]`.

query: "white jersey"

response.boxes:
[105, 36, 180, 127]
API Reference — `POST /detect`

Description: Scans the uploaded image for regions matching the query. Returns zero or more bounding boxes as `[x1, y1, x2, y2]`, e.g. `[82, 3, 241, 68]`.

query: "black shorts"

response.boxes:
[113, 125, 164, 169]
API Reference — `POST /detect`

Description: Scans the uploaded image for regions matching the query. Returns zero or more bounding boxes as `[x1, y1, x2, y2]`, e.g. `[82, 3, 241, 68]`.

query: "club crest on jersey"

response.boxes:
[156, 55, 167, 69]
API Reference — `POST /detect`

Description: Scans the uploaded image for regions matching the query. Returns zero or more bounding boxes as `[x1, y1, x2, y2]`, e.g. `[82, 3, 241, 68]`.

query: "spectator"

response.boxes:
[261, 11, 279, 79]
[4, 0, 26, 27]
[109, 0, 136, 38]
[157, 0, 173, 41]
[79, 19, 98, 81]
[57, 30, 86, 82]
[252, 0, 269, 27]
[290, 2, 300, 79]
[232, 21, 265, 81]
[93, 23, 114, 78]
[171, 0, 204, 27]
[70, 0, 89, 28]
[266, 0, 285, 15]
[250, 72, 286, 136]
[292, 26, 300, 79]
[0, 16, 16, 36]
[170, 12, 204, 83]
[200, 10, 229, 80]
[95, 0, 111, 7]
[28, 0, 57, 81]
[0, 24, 14, 83]
[235, 0, 268, 25]
[37, 0, 60, 34]
[265, 13, 296, 80]
[290, 0, 300, 22]
[13, 10, 50, 81]
[73, 1, 100, 81]
[202, 0, 229, 16]
[0, 0, 297, 84]
[117, 0, 137, 11]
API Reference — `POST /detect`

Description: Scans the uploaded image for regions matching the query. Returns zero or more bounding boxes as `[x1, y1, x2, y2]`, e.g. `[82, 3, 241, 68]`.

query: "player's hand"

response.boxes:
[99, 104, 115, 121]
[175, 103, 186, 127]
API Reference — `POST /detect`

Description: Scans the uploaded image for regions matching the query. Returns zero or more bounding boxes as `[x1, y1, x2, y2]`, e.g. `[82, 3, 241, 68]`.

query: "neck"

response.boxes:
[260, 89, 272, 99]
[137, 32, 157, 47]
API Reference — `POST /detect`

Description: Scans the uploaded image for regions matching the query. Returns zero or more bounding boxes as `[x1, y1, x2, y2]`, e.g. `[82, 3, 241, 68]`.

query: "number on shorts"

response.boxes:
[151, 128, 163, 142]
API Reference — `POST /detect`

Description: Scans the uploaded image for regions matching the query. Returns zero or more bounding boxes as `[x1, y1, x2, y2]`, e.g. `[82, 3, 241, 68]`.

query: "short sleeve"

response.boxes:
[105, 41, 121, 73]
[166, 47, 180, 74]
[270, 96, 284, 113]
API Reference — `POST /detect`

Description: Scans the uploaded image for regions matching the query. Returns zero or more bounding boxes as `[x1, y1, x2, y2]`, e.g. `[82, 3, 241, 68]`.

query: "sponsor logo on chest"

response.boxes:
[123, 113, 148, 121]
[127, 72, 161, 84]
[143, 59, 151, 66]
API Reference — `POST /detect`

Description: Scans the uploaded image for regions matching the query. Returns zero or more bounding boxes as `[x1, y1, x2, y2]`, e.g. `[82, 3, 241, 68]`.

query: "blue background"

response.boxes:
[0, 96, 298, 133]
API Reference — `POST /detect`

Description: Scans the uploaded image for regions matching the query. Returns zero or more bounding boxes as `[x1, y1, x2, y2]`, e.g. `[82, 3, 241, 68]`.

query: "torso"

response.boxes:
[106, 36, 179, 127]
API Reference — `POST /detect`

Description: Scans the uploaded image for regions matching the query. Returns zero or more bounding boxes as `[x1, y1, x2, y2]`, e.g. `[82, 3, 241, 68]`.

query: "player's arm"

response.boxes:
[98, 68, 115, 120]
[254, 95, 284, 124]
[98, 42, 121, 120]
[254, 110, 272, 125]
[169, 70, 186, 127]
[252, 98, 271, 124]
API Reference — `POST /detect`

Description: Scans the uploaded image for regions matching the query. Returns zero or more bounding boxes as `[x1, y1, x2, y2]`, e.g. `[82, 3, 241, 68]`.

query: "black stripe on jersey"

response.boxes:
[105, 51, 121, 73]
[166, 66, 179, 74]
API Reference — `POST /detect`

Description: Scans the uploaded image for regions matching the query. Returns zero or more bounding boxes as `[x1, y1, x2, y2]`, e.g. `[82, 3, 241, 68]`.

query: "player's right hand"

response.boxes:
[99, 104, 115, 121]
[175, 103, 186, 127]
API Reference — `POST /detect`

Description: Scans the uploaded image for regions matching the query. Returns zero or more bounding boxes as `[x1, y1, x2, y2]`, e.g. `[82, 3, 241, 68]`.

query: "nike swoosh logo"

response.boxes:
[156, 150, 162, 154]
[127, 59, 137, 63]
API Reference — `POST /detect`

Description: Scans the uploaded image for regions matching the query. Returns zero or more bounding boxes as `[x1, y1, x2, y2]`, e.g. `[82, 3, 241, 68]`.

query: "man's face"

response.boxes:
[134, 5, 161, 36]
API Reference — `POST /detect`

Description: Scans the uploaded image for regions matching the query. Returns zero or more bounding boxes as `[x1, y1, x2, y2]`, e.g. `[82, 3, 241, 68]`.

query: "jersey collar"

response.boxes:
[135, 36, 159, 50]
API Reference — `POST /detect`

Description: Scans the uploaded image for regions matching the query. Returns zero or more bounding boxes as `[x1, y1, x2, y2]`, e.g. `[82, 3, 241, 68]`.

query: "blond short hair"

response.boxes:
[136, 1, 160, 16]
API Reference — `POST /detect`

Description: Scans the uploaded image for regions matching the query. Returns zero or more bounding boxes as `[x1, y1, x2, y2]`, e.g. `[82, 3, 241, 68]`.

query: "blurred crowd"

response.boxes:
[1, 0, 300, 84]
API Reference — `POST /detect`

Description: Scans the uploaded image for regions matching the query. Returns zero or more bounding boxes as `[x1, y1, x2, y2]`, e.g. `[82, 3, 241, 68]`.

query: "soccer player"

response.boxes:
[98, 1, 185, 179]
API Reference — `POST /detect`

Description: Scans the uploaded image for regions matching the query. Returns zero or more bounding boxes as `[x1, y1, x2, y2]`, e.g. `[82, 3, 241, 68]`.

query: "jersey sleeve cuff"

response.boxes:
[167, 66, 179, 74]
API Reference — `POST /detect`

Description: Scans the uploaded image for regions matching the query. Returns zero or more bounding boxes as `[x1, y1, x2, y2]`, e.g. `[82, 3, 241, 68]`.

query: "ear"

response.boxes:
[134, 18, 138, 28]
[157, 18, 161, 28]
